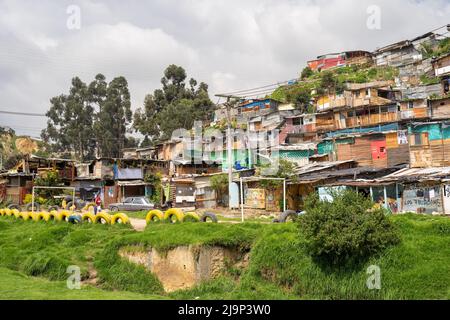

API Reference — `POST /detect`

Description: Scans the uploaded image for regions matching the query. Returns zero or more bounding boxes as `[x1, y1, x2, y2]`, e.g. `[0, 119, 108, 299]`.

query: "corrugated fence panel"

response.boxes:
[387, 144, 410, 167]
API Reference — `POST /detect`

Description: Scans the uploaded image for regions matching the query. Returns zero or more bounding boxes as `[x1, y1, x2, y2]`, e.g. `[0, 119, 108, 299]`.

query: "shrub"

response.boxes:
[299, 190, 400, 266]
[210, 174, 228, 206]
[33, 170, 63, 203]
[24, 194, 46, 205]
[300, 66, 313, 80]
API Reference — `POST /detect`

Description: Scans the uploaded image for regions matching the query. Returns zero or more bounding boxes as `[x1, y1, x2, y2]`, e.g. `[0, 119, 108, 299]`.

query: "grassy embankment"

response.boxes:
[0, 214, 448, 300]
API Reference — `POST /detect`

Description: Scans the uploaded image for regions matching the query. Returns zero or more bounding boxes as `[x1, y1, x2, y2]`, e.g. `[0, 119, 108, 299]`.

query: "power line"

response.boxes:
[0, 110, 46, 117]
[219, 79, 297, 96]
[427, 24, 450, 34]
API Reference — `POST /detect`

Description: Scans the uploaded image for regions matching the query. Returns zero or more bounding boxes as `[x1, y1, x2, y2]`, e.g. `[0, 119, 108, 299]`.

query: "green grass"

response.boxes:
[124, 210, 148, 219]
[247, 214, 450, 300]
[0, 214, 448, 300]
[0, 267, 165, 300]
[0, 217, 134, 281]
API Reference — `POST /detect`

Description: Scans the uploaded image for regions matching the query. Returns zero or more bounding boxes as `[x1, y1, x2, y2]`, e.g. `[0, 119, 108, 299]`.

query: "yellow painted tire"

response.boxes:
[31, 211, 42, 222]
[83, 202, 96, 213]
[18, 212, 33, 221]
[11, 209, 21, 219]
[145, 209, 164, 224]
[164, 208, 185, 223]
[34, 212, 50, 222]
[82, 213, 96, 224]
[111, 213, 130, 225]
[94, 212, 111, 225]
[57, 210, 71, 222]
[0, 208, 5, 216]
[4, 208, 12, 217]
[48, 210, 59, 222]
[183, 211, 200, 222]
[42, 212, 51, 222]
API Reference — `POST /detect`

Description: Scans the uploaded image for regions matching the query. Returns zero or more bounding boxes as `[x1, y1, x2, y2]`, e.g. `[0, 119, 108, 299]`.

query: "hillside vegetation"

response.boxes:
[0, 127, 49, 170]
[0, 214, 448, 300]
[271, 64, 399, 106]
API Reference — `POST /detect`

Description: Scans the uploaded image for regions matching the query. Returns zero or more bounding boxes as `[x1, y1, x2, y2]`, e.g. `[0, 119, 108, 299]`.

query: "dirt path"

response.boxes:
[129, 218, 147, 231]
[81, 261, 98, 286]
[128, 217, 263, 232]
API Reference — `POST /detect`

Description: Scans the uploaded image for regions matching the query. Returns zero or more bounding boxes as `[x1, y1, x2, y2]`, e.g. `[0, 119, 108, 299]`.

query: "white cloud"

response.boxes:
[0, 0, 449, 137]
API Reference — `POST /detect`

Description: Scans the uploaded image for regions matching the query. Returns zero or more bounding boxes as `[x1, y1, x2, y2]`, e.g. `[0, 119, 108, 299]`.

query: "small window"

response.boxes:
[355, 91, 361, 98]
[124, 198, 133, 203]
[408, 101, 414, 109]
[293, 117, 302, 126]
[365, 89, 370, 97]
[411, 133, 429, 146]
[414, 133, 422, 145]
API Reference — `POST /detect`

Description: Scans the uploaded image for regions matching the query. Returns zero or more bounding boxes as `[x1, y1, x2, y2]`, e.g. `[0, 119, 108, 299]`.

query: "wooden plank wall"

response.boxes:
[432, 101, 450, 119]
[410, 138, 450, 168]
[410, 145, 433, 168]
[386, 132, 410, 167]
[354, 136, 385, 168]
[336, 135, 389, 168]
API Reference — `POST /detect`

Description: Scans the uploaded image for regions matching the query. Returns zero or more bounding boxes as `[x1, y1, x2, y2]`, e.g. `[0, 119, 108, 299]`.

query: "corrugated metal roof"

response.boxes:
[274, 143, 317, 151]
[116, 180, 150, 186]
[30, 154, 75, 162]
[377, 167, 450, 182]
[294, 160, 356, 175]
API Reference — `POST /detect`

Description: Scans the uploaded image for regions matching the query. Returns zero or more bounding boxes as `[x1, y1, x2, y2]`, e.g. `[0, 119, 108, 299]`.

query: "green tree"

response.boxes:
[287, 86, 312, 112]
[41, 77, 95, 161]
[300, 66, 313, 80]
[94, 76, 132, 158]
[210, 174, 228, 206]
[134, 65, 215, 143]
[33, 170, 64, 204]
[42, 74, 134, 160]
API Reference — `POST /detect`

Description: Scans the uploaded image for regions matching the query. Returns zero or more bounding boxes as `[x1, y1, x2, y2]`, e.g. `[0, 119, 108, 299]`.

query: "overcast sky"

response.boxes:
[0, 0, 449, 137]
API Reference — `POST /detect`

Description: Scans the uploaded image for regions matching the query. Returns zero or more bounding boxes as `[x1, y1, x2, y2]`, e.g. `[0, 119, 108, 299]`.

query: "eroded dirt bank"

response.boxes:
[119, 245, 248, 292]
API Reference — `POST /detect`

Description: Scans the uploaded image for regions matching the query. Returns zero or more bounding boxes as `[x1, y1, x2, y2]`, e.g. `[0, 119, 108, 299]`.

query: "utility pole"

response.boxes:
[216, 94, 240, 210]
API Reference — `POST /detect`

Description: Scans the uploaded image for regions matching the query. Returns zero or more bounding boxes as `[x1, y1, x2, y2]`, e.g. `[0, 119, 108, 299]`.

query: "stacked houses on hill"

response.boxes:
[1, 27, 450, 215]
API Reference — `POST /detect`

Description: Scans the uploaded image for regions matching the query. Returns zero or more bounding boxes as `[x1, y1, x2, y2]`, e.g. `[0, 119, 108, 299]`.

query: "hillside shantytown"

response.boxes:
[1, 26, 450, 217]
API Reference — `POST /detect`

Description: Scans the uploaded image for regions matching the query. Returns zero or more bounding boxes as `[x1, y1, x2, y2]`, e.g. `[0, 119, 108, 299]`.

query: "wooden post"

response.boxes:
[383, 185, 388, 210]
[240, 178, 244, 223]
[31, 186, 35, 213]
[396, 183, 400, 213]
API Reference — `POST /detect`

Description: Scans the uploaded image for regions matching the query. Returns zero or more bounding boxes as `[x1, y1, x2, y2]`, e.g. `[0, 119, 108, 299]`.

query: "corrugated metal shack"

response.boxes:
[0, 172, 34, 204]
[375, 167, 450, 214]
